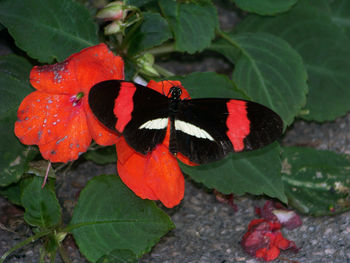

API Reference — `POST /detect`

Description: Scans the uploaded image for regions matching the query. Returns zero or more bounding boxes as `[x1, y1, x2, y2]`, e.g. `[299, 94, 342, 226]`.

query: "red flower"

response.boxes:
[15, 44, 123, 163]
[242, 218, 299, 261]
[116, 80, 197, 208]
[256, 201, 302, 230]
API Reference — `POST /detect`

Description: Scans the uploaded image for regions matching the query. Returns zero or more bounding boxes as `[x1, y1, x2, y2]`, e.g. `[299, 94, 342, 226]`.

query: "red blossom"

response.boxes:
[256, 201, 302, 230]
[15, 43, 123, 162]
[116, 80, 197, 208]
[242, 218, 299, 261]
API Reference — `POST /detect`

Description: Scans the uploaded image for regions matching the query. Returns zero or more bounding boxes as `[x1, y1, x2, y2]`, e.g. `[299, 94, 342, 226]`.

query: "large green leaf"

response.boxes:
[181, 142, 287, 202]
[233, 0, 298, 15]
[0, 0, 98, 63]
[235, 2, 350, 122]
[329, 0, 350, 39]
[21, 176, 61, 228]
[211, 32, 307, 127]
[0, 54, 37, 187]
[128, 12, 171, 55]
[84, 146, 117, 165]
[173, 72, 247, 99]
[96, 249, 137, 263]
[159, 0, 218, 53]
[282, 147, 350, 216]
[70, 175, 174, 262]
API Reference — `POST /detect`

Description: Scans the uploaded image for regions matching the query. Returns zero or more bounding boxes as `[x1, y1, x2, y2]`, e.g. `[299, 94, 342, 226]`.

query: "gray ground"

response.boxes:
[1, 1, 350, 262]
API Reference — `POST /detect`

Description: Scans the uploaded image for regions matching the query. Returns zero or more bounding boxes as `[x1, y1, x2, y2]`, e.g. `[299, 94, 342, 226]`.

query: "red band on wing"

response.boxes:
[226, 100, 250, 152]
[114, 82, 136, 132]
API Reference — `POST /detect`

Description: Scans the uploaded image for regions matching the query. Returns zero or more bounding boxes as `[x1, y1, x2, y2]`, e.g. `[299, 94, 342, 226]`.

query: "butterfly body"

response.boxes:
[89, 80, 283, 164]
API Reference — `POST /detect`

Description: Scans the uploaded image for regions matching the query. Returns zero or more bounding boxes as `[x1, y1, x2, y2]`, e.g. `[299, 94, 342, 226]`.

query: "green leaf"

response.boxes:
[0, 54, 37, 187]
[181, 142, 287, 202]
[159, 0, 218, 53]
[84, 146, 117, 165]
[329, 1, 350, 39]
[0, 183, 22, 205]
[70, 175, 174, 262]
[126, 0, 155, 7]
[128, 12, 171, 55]
[212, 32, 308, 127]
[0, 0, 99, 63]
[235, 3, 350, 121]
[173, 71, 247, 99]
[233, 0, 298, 15]
[21, 176, 61, 228]
[281, 147, 350, 216]
[96, 249, 137, 263]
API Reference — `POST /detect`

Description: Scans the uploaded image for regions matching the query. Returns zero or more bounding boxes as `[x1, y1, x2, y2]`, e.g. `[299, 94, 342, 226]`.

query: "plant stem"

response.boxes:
[215, 28, 240, 49]
[147, 43, 175, 56]
[153, 64, 175, 78]
[0, 230, 51, 263]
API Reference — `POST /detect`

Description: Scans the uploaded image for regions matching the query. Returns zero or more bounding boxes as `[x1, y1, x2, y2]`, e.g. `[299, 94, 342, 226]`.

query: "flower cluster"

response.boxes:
[14, 44, 193, 208]
[242, 201, 301, 261]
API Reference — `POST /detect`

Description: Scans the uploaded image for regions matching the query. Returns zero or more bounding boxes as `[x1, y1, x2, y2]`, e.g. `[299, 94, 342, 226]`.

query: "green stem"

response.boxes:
[0, 230, 51, 263]
[147, 43, 175, 56]
[215, 28, 240, 49]
[153, 64, 175, 78]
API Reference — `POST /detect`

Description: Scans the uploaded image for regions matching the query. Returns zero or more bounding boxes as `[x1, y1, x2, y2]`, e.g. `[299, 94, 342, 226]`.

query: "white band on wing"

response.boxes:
[175, 120, 214, 141]
[139, 118, 168, 130]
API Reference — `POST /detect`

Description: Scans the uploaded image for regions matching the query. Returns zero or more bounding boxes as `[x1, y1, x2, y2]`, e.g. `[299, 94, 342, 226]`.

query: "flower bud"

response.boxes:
[104, 20, 123, 35]
[96, 1, 125, 21]
[137, 53, 159, 77]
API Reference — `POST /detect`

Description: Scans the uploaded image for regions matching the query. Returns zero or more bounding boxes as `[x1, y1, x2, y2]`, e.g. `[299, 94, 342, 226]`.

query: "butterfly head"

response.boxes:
[169, 86, 182, 100]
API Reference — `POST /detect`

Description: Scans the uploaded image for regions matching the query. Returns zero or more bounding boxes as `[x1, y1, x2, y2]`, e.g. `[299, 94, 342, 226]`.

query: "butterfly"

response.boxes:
[88, 80, 283, 164]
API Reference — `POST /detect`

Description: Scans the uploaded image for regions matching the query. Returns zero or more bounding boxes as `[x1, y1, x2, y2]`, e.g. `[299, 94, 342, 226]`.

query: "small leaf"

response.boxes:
[0, 0, 98, 63]
[0, 54, 37, 187]
[96, 249, 138, 263]
[212, 32, 308, 127]
[235, 2, 350, 121]
[21, 176, 61, 228]
[173, 72, 247, 99]
[180, 142, 287, 203]
[281, 147, 350, 216]
[0, 183, 22, 205]
[84, 146, 117, 165]
[128, 12, 171, 55]
[70, 175, 174, 262]
[159, 0, 218, 53]
[233, 0, 298, 15]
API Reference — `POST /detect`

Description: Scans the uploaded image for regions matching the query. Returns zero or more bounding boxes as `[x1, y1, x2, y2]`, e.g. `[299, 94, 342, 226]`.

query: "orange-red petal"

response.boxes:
[83, 96, 119, 145]
[15, 91, 91, 162]
[116, 137, 184, 208]
[147, 80, 190, 99]
[30, 43, 124, 95]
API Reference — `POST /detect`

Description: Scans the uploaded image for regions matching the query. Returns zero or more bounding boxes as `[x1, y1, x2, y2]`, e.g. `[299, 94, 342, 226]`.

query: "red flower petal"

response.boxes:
[84, 97, 119, 145]
[15, 44, 123, 162]
[242, 218, 298, 262]
[147, 80, 190, 100]
[15, 91, 91, 162]
[30, 43, 124, 95]
[116, 136, 184, 208]
[256, 201, 302, 230]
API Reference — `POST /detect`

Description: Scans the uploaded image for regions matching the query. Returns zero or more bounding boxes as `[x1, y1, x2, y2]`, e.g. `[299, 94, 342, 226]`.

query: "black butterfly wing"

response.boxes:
[89, 80, 170, 154]
[173, 98, 283, 164]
